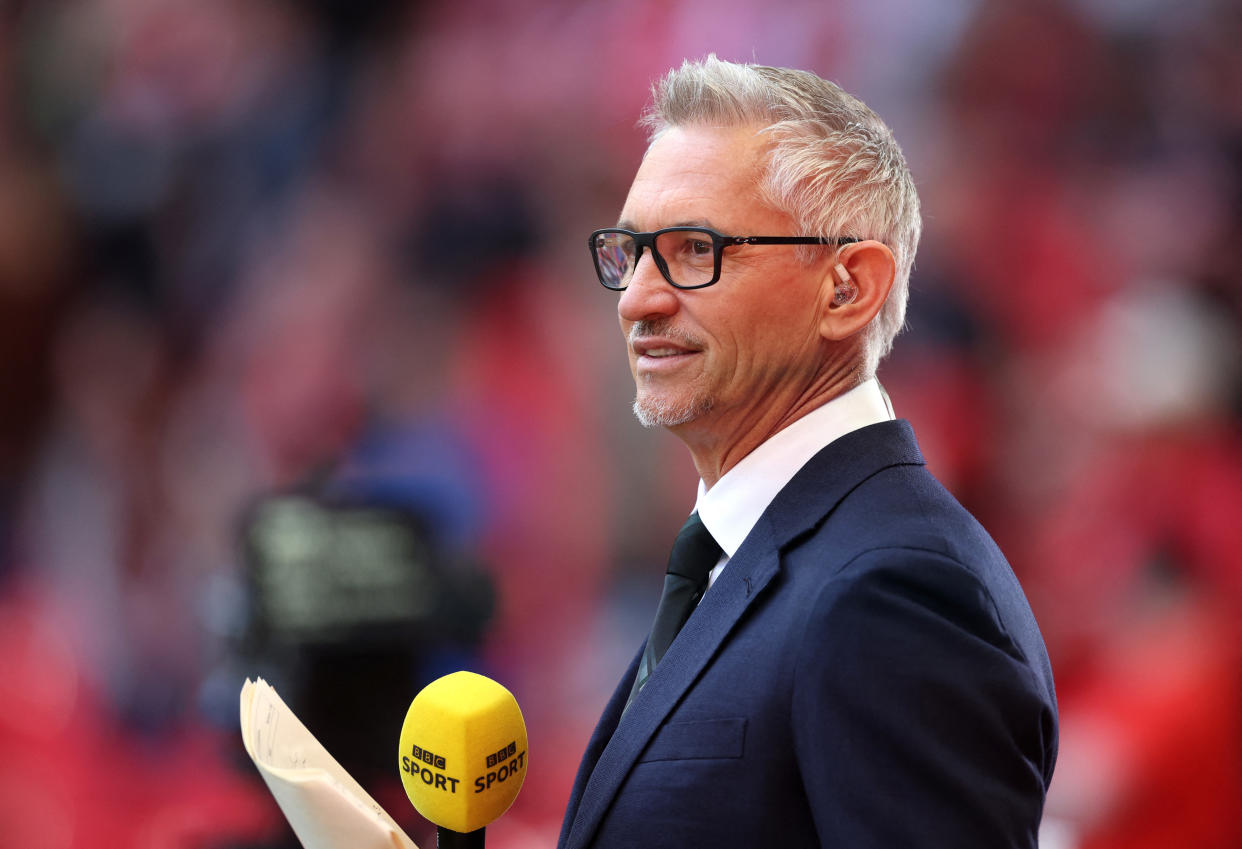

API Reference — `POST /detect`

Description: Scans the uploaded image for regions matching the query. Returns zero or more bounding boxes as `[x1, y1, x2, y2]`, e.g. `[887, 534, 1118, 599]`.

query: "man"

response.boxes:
[560, 57, 1057, 848]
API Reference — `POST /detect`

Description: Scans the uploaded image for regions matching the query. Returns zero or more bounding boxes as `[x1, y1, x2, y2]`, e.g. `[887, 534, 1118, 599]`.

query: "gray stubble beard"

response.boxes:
[632, 387, 714, 428]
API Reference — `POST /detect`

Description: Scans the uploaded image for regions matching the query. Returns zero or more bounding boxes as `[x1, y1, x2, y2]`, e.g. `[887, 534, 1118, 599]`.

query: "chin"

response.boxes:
[632, 390, 714, 429]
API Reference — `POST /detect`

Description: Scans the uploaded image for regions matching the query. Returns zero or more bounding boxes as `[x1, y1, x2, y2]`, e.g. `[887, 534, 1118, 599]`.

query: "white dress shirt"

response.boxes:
[694, 378, 896, 586]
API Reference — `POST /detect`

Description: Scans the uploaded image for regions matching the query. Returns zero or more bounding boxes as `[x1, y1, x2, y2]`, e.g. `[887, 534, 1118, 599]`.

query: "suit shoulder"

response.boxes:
[783, 463, 1052, 684]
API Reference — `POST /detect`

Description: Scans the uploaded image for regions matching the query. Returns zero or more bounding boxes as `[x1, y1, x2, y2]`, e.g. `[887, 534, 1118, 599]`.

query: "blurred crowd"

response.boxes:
[1, 1, 1240, 847]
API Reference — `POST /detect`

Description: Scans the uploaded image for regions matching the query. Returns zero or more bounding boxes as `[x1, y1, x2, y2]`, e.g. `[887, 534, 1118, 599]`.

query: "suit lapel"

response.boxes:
[561, 421, 924, 849]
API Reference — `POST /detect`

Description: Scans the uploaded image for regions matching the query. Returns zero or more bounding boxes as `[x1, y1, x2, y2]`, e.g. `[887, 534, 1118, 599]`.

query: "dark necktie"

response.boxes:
[627, 512, 722, 708]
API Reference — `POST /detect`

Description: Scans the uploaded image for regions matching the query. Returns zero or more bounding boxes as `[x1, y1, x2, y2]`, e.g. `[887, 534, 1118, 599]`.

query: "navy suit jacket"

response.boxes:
[558, 420, 1057, 848]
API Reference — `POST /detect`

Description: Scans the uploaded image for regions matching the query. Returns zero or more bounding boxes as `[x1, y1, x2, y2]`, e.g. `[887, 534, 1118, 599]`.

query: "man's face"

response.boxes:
[617, 124, 832, 441]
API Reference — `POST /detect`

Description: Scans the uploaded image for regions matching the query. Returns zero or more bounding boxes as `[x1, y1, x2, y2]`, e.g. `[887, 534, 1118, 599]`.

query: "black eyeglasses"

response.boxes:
[588, 227, 858, 291]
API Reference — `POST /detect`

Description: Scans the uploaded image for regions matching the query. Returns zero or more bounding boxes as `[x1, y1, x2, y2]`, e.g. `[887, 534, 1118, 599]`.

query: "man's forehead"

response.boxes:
[619, 125, 772, 231]
[640, 123, 769, 173]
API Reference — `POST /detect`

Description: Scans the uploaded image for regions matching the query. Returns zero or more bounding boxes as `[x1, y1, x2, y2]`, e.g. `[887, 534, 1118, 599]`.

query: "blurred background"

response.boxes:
[1, 0, 1241, 847]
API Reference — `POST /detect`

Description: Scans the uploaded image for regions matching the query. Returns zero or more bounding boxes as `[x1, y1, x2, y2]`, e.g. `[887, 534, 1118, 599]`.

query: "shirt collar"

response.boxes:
[693, 378, 895, 557]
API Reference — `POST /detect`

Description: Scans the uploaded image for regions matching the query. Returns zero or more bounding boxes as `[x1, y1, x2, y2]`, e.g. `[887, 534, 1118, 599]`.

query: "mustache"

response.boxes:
[628, 319, 705, 350]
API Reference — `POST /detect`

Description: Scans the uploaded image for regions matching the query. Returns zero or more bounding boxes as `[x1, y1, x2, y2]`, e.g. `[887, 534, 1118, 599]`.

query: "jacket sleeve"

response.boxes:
[791, 546, 1056, 848]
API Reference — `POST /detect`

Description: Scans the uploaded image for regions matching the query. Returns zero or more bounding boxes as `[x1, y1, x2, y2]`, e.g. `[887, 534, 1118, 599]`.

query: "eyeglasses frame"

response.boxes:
[588, 226, 859, 290]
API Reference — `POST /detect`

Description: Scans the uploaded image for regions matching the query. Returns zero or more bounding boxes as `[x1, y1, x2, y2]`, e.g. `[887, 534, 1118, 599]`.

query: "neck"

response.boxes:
[675, 358, 864, 489]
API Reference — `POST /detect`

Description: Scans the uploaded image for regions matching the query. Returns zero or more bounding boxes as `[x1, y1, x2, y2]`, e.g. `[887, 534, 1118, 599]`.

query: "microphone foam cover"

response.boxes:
[398, 671, 528, 834]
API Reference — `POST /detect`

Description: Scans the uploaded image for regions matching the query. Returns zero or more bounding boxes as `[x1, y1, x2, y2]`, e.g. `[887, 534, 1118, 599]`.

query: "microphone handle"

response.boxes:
[436, 826, 484, 849]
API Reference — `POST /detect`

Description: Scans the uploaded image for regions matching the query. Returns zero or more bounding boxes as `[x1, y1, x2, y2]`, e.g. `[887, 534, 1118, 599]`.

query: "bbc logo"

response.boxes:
[486, 741, 518, 768]
[411, 744, 447, 770]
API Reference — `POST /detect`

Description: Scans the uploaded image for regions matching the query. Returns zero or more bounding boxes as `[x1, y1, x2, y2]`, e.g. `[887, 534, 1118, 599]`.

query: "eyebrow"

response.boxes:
[614, 218, 718, 231]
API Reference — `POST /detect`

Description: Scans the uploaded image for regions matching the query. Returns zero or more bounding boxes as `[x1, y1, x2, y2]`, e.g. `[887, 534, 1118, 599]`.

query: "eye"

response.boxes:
[688, 238, 713, 256]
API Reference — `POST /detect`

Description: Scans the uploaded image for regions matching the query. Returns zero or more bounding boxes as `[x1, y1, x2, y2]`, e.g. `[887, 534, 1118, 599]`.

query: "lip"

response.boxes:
[630, 336, 703, 371]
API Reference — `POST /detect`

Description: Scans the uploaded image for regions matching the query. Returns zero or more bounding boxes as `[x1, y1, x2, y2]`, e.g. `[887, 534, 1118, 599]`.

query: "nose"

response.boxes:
[618, 250, 679, 323]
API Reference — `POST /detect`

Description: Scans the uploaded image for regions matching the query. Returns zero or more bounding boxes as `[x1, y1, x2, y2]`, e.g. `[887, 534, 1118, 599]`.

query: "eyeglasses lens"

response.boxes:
[594, 232, 635, 290]
[654, 230, 716, 287]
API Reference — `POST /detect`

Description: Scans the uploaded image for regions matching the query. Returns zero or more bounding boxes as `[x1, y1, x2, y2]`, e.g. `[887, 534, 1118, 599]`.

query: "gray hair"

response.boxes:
[640, 55, 922, 379]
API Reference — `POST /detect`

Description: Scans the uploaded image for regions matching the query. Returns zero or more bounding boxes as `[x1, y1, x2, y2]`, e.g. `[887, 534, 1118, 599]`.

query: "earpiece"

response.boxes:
[833, 263, 857, 306]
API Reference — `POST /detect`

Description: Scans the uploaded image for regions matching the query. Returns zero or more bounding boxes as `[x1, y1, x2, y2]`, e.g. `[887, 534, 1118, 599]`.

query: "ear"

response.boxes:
[818, 240, 896, 342]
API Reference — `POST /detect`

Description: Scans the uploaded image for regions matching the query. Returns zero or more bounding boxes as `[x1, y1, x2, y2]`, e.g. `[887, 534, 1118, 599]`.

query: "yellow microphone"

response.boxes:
[398, 671, 528, 849]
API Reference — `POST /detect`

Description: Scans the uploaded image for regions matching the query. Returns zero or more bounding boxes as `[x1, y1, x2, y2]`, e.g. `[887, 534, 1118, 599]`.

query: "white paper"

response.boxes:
[240, 678, 420, 849]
